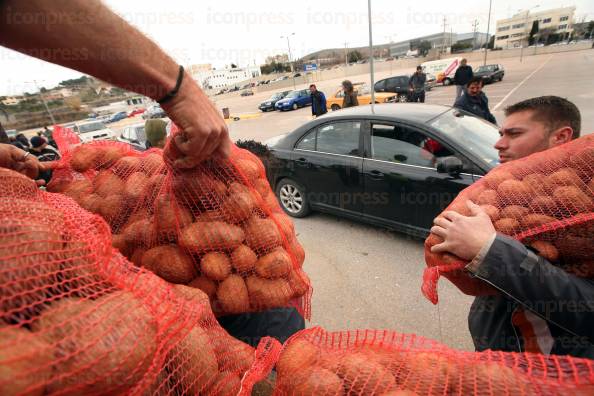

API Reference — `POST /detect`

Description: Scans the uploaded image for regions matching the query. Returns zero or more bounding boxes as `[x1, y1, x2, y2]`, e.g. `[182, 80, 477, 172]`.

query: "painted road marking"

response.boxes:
[493, 56, 552, 111]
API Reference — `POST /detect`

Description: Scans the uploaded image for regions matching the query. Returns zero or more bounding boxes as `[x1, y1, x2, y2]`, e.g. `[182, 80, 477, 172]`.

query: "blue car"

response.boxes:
[275, 89, 312, 111]
[108, 111, 127, 123]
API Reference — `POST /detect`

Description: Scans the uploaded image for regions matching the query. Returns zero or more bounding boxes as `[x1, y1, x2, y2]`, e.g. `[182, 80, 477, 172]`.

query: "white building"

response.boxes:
[495, 6, 575, 49]
[190, 65, 261, 90]
[1, 96, 23, 106]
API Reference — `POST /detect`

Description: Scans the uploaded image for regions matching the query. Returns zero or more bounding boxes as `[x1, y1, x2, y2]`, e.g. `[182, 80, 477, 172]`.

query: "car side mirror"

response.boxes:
[437, 156, 463, 175]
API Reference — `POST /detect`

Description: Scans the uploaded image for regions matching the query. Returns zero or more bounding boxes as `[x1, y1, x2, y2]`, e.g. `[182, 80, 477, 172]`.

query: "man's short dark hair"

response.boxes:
[416, 66, 422, 71]
[309, 84, 316, 89]
[504, 96, 581, 139]
[466, 76, 484, 87]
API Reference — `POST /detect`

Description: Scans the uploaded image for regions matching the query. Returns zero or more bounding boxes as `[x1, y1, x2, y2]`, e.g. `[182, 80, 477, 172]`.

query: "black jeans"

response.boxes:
[411, 91, 425, 103]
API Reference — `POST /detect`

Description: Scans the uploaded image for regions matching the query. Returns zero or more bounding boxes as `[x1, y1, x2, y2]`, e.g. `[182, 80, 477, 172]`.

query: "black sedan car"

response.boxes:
[258, 90, 292, 112]
[474, 64, 505, 84]
[265, 104, 500, 237]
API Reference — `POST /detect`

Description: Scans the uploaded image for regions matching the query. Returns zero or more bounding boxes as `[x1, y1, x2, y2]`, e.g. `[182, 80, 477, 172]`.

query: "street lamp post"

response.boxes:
[26, 80, 56, 125]
[520, 5, 539, 62]
[367, 0, 375, 105]
[280, 33, 296, 90]
[483, 0, 493, 66]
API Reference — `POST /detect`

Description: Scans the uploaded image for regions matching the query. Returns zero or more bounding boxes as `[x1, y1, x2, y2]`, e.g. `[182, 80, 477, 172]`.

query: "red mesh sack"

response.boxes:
[0, 168, 265, 395]
[242, 326, 594, 396]
[423, 135, 594, 303]
[47, 125, 312, 318]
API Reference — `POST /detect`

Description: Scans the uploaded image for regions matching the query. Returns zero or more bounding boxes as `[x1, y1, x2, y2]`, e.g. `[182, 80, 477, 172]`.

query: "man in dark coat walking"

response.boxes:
[453, 58, 473, 100]
[454, 77, 496, 124]
[309, 84, 327, 117]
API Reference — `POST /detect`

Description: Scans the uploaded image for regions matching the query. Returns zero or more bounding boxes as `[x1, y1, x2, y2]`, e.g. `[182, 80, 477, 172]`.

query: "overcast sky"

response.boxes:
[1, 0, 592, 95]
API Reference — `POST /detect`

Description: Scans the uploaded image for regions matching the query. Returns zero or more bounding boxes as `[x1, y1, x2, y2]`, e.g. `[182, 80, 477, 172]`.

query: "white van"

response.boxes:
[70, 120, 115, 143]
[420, 57, 463, 86]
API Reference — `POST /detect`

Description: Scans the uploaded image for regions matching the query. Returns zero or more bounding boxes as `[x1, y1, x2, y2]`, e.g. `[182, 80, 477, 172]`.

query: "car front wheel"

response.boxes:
[443, 78, 452, 86]
[396, 94, 408, 103]
[276, 178, 310, 218]
[331, 104, 341, 111]
[292, 103, 298, 110]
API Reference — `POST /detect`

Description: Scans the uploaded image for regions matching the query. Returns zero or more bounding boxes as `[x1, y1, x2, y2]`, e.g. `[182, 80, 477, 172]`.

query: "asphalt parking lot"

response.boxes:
[212, 49, 593, 351]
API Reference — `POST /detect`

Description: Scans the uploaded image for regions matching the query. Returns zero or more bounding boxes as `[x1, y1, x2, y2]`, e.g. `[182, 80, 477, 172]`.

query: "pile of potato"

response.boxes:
[48, 143, 310, 316]
[0, 171, 256, 395]
[424, 139, 594, 299]
[272, 328, 594, 396]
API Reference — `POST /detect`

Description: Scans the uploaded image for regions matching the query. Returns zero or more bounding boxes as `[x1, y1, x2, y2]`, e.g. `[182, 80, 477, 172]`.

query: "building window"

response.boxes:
[560, 16, 569, 22]
[512, 23, 525, 29]
[542, 18, 552, 23]
[558, 24, 567, 30]
[497, 35, 509, 40]
[498, 25, 510, 32]
[511, 33, 524, 38]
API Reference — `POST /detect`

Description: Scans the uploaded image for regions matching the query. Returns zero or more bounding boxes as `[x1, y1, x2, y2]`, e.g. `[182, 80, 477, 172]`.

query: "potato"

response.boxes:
[555, 235, 591, 260]
[337, 352, 396, 394]
[230, 244, 258, 273]
[140, 152, 165, 176]
[154, 196, 193, 241]
[589, 178, 594, 196]
[63, 179, 92, 201]
[276, 338, 319, 376]
[78, 192, 102, 213]
[112, 155, 141, 177]
[142, 245, 197, 283]
[37, 292, 157, 395]
[0, 222, 63, 322]
[221, 190, 256, 223]
[271, 212, 295, 240]
[98, 194, 124, 225]
[494, 218, 521, 234]
[179, 221, 245, 253]
[111, 234, 130, 256]
[130, 248, 146, 266]
[497, 179, 532, 203]
[570, 147, 594, 169]
[205, 372, 241, 396]
[97, 146, 127, 168]
[207, 328, 255, 373]
[0, 327, 53, 396]
[546, 168, 583, 187]
[398, 352, 457, 395]
[167, 326, 218, 395]
[93, 171, 125, 197]
[522, 173, 553, 195]
[500, 205, 529, 219]
[483, 170, 514, 189]
[122, 218, 156, 247]
[446, 200, 472, 216]
[227, 181, 251, 196]
[244, 217, 283, 253]
[173, 171, 227, 208]
[256, 248, 292, 279]
[553, 186, 592, 213]
[123, 171, 149, 201]
[170, 285, 212, 323]
[188, 276, 218, 299]
[195, 209, 226, 223]
[529, 196, 557, 214]
[246, 276, 292, 309]
[480, 204, 500, 221]
[263, 191, 281, 211]
[235, 158, 260, 183]
[380, 391, 419, 396]
[70, 144, 101, 172]
[0, 168, 39, 198]
[475, 189, 499, 206]
[217, 275, 250, 314]
[465, 363, 534, 395]
[287, 269, 310, 298]
[287, 238, 306, 267]
[283, 367, 344, 395]
[146, 173, 167, 199]
[521, 214, 556, 229]
[254, 178, 271, 198]
[201, 252, 231, 281]
[530, 241, 559, 262]
[31, 297, 88, 338]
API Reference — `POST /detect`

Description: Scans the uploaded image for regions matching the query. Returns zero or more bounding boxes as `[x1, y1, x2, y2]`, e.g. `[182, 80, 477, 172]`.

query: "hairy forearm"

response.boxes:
[0, 0, 178, 99]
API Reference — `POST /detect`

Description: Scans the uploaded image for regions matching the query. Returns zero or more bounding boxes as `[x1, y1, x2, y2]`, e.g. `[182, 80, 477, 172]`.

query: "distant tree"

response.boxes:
[417, 40, 432, 56]
[348, 50, 362, 63]
[451, 42, 473, 53]
[482, 35, 495, 49]
[59, 75, 91, 87]
[587, 21, 594, 38]
[39, 87, 48, 93]
[64, 96, 82, 111]
[528, 20, 539, 46]
[230, 63, 238, 68]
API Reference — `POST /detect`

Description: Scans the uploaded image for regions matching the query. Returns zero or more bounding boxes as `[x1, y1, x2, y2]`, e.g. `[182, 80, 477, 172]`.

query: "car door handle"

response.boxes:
[295, 157, 308, 166]
[369, 170, 384, 180]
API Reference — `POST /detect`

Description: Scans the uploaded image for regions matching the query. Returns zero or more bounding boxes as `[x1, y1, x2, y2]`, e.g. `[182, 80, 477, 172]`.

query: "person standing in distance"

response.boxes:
[408, 66, 427, 103]
[309, 84, 327, 117]
[341, 80, 359, 108]
[453, 58, 473, 100]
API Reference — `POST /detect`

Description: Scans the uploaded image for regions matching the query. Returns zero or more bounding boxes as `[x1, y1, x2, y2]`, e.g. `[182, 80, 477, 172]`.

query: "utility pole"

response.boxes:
[520, 5, 539, 62]
[472, 19, 479, 50]
[30, 80, 56, 125]
[344, 42, 349, 67]
[441, 16, 447, 58]
[367, 0, 375, 105]
[280, 33, 296, 89]
[484, 0, 493, 66]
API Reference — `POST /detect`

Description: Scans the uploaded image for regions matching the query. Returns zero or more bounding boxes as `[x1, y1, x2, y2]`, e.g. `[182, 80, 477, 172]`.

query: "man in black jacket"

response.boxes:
[430, 96, 594, 359]
[309, 84, 327, 117]
[454, 77, 496, 124]
[453, 58, 473, 100]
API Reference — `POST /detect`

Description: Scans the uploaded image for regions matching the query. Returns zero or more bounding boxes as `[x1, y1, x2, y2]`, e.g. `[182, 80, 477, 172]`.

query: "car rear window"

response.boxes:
[78, 122, 106, 133]
[316, 121, 361, 156]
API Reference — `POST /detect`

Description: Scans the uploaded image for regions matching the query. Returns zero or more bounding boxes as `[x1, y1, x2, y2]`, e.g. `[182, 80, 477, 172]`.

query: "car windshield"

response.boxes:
[270, 93, 283, 100]
[78, 122, 107, 133]
[429, 109, 500, 167]
[286, 91, 299, 98]
[477, 65, 496, 72]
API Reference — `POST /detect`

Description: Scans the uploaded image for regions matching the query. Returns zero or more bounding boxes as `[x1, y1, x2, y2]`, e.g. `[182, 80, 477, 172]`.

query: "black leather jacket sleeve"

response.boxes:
[470, 234, 594, 340]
